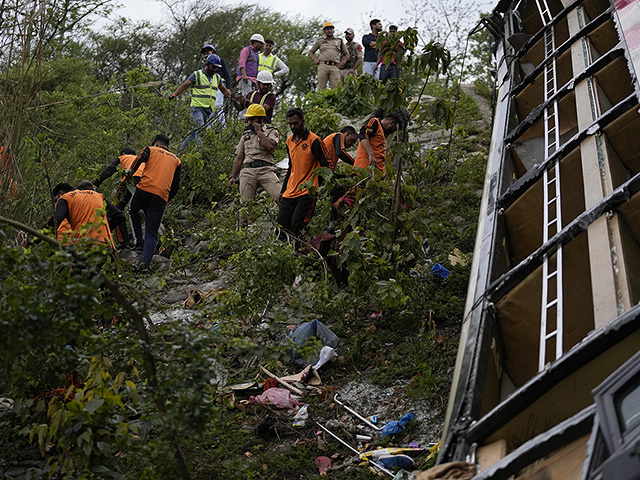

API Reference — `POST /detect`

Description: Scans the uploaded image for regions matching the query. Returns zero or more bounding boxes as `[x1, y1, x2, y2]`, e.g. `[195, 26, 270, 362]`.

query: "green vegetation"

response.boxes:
[0, 1, 492, 478]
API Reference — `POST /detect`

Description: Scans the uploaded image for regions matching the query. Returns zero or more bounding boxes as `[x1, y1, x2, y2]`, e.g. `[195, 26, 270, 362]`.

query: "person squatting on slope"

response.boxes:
[353, 108, 409, 174]
[277, 108, 334, 238]
[228, 104, 282, 203]
[53, 180, 125, 249]
[128, 134, 181, 271]
[323, 126, 358, 168]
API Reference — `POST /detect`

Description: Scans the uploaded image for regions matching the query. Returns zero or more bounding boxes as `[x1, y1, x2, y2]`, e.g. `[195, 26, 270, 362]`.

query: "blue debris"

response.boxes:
[431, 263, 451, 278]
[378, 454, 415, 470]
[381, 412, 415, 437]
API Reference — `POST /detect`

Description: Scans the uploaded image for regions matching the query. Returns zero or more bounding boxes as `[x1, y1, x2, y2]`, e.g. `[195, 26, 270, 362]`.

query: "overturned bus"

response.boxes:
[439, 0, 640, 478]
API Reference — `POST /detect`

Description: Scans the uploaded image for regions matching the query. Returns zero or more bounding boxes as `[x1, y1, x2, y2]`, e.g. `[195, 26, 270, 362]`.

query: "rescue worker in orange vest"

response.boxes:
[53, 180, 125, 249]
[234, 70, 277, 122]
[353, 108, 409, 174]
[169, 54, 231, 149]
[128, 134, 181, 270]
[93, 147, 141, 247]
[93, 148, 142, 210]
[45, 182, 73, 243]
[323, 126, 358, 168]
[277, 108, 334, 237]
[229, 104, 282, 203]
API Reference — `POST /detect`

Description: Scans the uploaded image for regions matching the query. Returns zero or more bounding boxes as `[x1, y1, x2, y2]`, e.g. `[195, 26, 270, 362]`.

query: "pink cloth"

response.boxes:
[249, 387, 302, 409]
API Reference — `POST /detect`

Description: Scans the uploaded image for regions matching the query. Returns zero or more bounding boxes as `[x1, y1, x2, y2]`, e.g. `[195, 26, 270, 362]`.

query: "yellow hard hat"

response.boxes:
[245, 104, 266, 118]
[323, 22, 335, 29]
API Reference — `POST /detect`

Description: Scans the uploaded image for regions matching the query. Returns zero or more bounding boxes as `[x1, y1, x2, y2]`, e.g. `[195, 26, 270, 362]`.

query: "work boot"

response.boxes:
[116, 241, 130, 251]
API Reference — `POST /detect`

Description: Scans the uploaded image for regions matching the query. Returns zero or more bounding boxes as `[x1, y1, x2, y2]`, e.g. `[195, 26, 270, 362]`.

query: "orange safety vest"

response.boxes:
[58, 190, 114, 248]
[354, 117, 387, 172]
[119, 154, 144, 180]
[323, 132, 355, 169]
[284, 130, 331, 198]
[135, 146, 181, 202]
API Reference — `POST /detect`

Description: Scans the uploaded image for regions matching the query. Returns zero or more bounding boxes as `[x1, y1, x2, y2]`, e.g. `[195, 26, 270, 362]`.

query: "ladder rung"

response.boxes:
[546, 270, 558, 279]
[545, 298, 559, 309]
[544, 330, 558, 340]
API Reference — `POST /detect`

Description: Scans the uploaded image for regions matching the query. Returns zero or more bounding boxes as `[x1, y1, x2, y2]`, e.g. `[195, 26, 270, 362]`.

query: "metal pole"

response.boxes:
[334, 394, 383, 431]
[315, 422, 395, 477]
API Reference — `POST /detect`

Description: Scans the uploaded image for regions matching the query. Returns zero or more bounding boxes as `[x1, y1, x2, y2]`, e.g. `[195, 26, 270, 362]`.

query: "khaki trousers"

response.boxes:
[239, 166, 281, 202]
[318, 63, 340, 90]
[340, 68, 355, 81]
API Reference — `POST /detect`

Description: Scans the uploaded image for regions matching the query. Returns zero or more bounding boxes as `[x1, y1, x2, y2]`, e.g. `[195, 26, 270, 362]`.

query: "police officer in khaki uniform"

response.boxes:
[340, 28, 363, 81]
[228, 104, 282, 203]
[308, 22, 349, 90]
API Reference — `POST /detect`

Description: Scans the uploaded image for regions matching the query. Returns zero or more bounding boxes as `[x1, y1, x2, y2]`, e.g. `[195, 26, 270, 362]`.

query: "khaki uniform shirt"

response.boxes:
[343, 40, 363, 69]
[310, 37, 348, 63]
[235, 124, 280, 164]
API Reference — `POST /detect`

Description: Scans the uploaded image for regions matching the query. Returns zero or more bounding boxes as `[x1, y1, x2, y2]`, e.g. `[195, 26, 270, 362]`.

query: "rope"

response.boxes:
[30, 81, 163, 109]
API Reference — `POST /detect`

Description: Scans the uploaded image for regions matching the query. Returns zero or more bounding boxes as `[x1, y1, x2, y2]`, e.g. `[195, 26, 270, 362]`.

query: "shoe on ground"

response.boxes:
[135, 263, 152, 274]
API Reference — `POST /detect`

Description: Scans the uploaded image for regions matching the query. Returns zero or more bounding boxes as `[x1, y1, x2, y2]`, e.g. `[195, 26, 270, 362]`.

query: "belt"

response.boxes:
[323, 61, 337, 66]
[242, 160, 275, 169]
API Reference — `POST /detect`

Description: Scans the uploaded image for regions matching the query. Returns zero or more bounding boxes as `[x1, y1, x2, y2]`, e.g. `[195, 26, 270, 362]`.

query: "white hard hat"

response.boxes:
[256, 70, 274, 84]
[250, 33, 265, 43]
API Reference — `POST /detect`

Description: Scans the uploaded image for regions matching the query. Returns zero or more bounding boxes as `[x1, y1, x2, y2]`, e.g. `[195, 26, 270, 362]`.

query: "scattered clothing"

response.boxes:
[249, 387, 302, 409]
[431, 263, 451, 278]
[288, 319, 340, 367]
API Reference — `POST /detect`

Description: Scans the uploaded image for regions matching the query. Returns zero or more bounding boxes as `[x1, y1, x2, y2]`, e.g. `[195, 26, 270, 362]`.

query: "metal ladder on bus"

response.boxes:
[537, 0, 564, 371]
